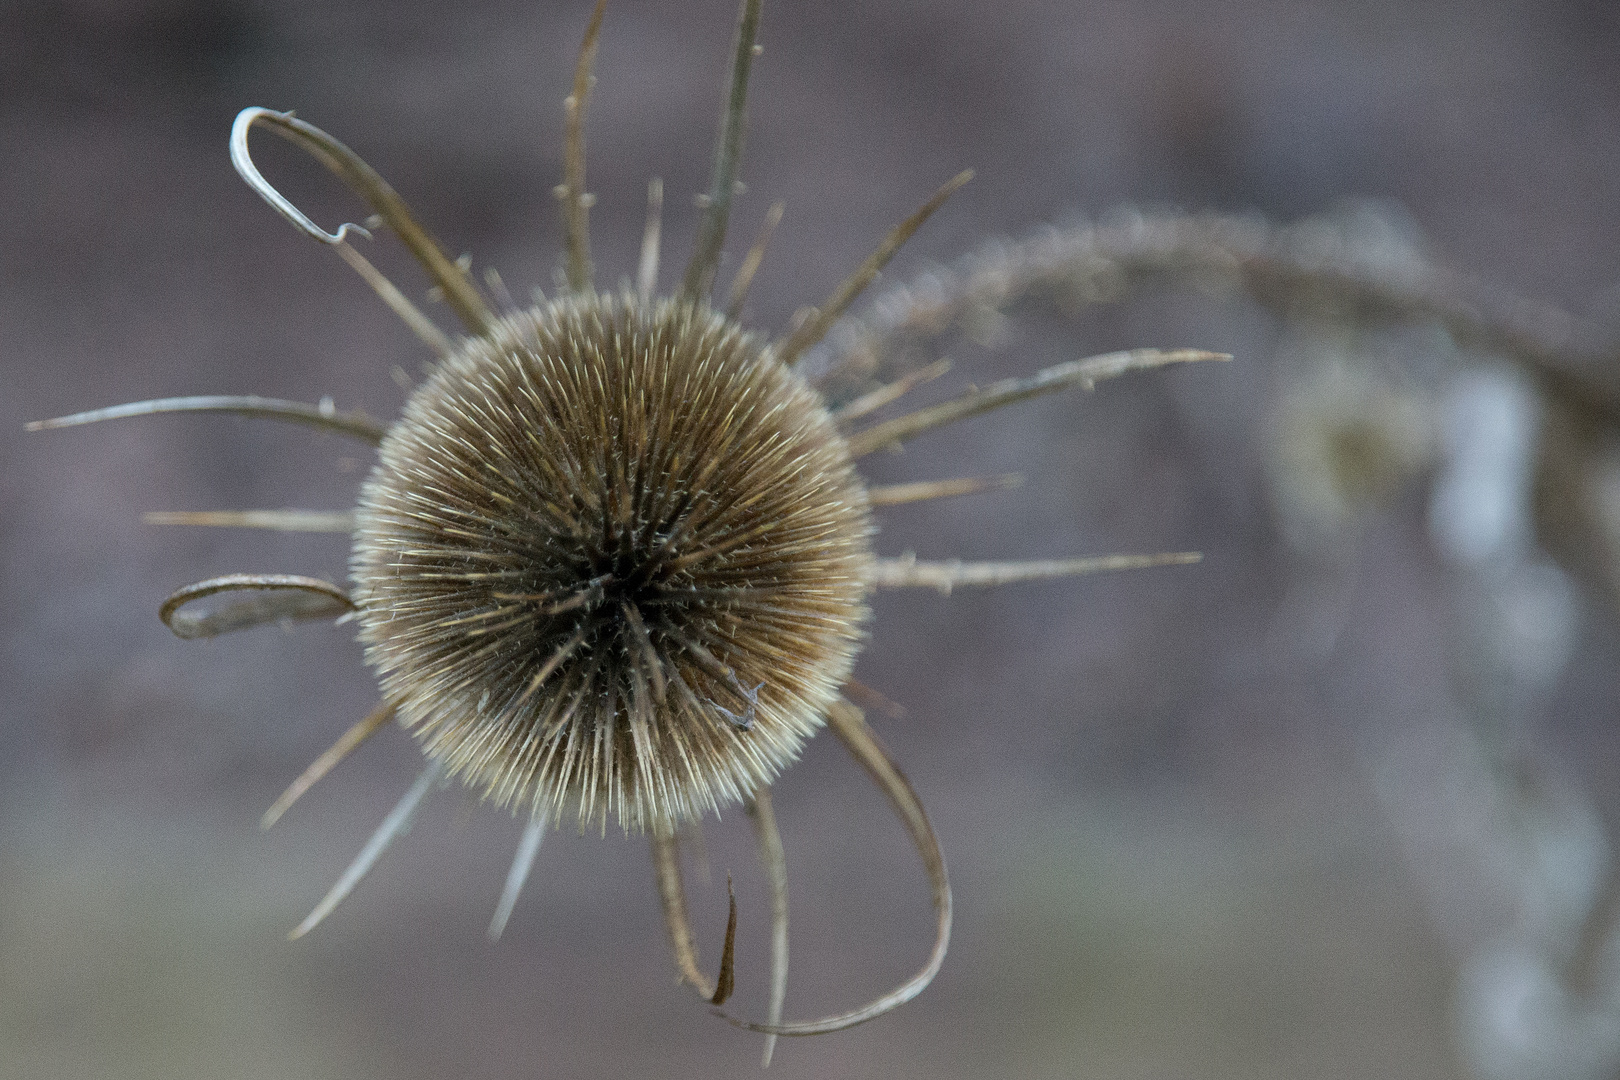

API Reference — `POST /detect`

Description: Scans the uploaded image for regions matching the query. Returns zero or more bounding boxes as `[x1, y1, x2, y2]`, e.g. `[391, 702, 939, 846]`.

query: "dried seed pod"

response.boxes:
[353, 296, 872, 833]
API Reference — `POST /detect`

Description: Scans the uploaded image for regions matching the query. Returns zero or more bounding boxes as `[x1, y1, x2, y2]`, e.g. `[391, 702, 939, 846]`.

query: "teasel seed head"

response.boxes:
[351, 293, 873, 833]
[28, 0, 1221, 1034]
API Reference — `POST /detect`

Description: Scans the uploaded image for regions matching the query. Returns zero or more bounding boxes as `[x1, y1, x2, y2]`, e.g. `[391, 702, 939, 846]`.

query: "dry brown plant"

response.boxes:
[26, 0, 1219, 1061]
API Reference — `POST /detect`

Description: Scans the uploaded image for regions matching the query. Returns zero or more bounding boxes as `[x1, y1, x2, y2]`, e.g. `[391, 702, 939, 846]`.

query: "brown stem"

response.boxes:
[681, 0, 766, 301]
[560, 0, 608, 292]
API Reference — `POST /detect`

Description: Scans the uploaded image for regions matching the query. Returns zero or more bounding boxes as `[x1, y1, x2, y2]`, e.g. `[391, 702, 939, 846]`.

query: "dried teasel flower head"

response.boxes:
[29, 0, 1224, 1052]
[355, 296, 872, 832]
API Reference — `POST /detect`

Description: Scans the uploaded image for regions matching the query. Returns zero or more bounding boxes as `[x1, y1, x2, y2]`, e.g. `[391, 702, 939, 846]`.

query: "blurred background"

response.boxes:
[7, 0, 1620, 1076]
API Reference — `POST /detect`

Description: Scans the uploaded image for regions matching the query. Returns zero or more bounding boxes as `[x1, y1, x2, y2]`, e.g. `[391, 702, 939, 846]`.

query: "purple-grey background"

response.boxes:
[5, 0, 1620, 1077]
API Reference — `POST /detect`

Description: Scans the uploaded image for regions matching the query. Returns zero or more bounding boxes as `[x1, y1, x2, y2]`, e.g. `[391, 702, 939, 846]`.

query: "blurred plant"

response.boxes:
[817, 198, 1620, 1080]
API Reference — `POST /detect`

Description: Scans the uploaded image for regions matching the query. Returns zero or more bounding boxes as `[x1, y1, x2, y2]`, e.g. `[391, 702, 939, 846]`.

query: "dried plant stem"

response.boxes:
[866, 474, 1022, 507]
[231, 108, 494, 334]
[289, 759, 446, 940]
[748, 787, 789, 1066]
[845, 348, 1227, 457]
[262, 701, 398, 830]
[560, 0, 608, 292]
[144, 510, 356, 533]
[681, 0, 765, 301]
[720, 697, 949, 1035]
[28, 396, 386, 444]
[159, 574, 356, 640]
[870, 551, 1202, 594]
[776, 170, 974, 367]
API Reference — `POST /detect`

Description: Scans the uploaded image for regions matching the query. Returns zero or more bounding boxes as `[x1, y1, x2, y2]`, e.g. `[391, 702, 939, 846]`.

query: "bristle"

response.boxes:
[351, 294, 872, 833]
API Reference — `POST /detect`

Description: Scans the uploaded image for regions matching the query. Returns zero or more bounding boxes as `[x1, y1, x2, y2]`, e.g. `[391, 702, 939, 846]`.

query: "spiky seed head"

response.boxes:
[351, 294, 873, 833]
